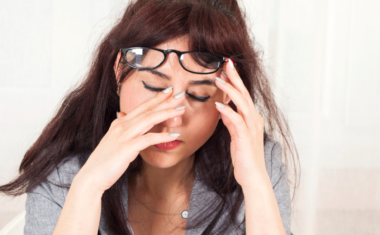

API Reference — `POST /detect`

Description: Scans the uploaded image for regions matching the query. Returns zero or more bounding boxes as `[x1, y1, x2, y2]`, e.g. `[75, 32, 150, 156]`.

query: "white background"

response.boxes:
[0, 0, 379, 234]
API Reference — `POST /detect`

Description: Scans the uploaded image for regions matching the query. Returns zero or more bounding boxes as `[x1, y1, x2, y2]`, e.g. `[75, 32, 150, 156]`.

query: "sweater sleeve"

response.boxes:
[270, 141, 292, 235]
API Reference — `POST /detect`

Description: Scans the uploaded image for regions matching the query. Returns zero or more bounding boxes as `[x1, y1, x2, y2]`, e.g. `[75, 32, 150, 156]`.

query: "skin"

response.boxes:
[114, 36, 231, 234]
[213, 55, 286, 235]
[52, 35, 286, 235]
[114, 36, 230, 199]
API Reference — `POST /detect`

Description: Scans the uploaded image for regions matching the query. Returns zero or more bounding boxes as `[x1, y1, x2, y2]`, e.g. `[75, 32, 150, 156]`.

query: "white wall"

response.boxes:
[1, 0, 379, 234]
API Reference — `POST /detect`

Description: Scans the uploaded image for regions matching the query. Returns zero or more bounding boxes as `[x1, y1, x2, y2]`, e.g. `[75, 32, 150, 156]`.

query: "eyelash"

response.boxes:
[142, 81, 210, 102]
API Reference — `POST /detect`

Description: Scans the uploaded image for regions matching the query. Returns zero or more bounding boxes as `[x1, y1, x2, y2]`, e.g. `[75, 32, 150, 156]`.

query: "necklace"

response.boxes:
[130, 183, 190, 218]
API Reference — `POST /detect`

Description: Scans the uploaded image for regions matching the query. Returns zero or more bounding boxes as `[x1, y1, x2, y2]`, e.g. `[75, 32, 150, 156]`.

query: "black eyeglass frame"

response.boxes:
[119, 47, 227, 75]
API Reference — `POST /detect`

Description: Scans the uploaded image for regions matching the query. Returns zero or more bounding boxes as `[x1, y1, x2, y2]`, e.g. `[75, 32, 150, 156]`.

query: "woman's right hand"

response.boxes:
[75, 87, 186, 194]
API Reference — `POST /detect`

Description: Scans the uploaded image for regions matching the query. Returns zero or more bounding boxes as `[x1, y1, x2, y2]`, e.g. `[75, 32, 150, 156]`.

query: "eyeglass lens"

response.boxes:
[125, 48, 221, 73]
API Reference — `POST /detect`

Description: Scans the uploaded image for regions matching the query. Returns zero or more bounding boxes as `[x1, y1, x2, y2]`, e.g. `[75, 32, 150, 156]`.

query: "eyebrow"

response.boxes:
[145, 69, 217, 87]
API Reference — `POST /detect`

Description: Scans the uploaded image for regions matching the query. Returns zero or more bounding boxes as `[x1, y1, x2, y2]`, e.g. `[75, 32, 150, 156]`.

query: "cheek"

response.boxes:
[186, 107, 220, 143]
[119, 79, 152, 114]
[187, 89, 223, 135]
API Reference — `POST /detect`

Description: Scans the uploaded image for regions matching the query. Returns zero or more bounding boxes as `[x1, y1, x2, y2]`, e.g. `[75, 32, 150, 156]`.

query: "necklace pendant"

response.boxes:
[181, 210, 188, 219]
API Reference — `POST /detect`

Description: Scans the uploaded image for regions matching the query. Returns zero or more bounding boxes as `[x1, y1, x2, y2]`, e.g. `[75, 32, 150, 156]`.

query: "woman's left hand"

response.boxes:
[215, 58, 266, 189]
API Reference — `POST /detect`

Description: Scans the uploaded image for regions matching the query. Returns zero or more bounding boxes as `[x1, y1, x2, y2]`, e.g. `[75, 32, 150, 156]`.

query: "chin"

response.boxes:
[139, 149, 181, 169]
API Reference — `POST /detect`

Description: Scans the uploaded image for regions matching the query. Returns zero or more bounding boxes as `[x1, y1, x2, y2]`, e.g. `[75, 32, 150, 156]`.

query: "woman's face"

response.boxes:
[113, 36, 230, 169]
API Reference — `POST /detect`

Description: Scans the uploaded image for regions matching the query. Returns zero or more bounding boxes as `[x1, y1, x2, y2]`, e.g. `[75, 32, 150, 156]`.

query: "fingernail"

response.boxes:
[163, 86, 173, 93]
[170, 133, 180, 137]
[215, 102, 225, 108]
[175, 105, 186, 110]
[116, 112, 119, 118]
[228, 58, 235, 69]
[222, 70, 228, 79]
[216, 76, 226, 84]
[174, 91, 185, 98]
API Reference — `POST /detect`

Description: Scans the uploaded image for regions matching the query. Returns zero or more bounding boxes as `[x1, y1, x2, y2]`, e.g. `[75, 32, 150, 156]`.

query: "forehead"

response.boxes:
[154, 35, 190, 51]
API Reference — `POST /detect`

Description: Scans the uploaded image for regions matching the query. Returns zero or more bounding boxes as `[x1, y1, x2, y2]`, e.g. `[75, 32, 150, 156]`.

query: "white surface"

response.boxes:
[0, 0, 379, 234]
[0, 211, 25, 235]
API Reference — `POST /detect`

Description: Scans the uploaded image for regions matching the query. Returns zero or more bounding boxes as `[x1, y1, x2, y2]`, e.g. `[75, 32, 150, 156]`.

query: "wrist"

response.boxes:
[72, 170, 105, 198]
[241, 168, 271, 193]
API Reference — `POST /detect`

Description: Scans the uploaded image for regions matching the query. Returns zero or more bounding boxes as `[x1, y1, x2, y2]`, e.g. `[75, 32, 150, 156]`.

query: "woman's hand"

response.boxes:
[76, 88, 186, 194]
[215, 58, 266, 189]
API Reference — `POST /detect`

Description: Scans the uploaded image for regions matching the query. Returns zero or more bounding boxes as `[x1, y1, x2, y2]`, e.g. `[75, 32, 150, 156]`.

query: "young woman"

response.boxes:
[0, 0, 300, 234]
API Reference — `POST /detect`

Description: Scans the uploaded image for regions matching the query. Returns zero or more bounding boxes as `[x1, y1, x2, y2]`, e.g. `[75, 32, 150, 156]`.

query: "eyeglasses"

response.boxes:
[119, 47, 227, 74]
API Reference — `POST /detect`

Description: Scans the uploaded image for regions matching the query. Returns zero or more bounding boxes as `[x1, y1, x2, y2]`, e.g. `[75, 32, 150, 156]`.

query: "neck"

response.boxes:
[132, 154, 196, 201]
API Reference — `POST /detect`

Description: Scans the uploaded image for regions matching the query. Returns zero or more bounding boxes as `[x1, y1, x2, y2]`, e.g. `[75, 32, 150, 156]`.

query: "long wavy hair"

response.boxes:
[0, 0, 300, 234]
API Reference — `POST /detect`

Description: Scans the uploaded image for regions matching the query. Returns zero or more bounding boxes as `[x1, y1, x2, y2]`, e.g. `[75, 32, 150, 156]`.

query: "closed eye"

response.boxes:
[142, 81, 210, 102]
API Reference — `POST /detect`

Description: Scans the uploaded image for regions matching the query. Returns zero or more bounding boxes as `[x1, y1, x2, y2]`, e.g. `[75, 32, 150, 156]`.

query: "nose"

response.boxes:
[163, 115, 183, 127]
[159, 54, 187, 128]
[162, 92, 185, 127]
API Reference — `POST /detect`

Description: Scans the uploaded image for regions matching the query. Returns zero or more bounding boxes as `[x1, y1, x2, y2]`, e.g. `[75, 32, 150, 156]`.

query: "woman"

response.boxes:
[0, 0, 300, 234]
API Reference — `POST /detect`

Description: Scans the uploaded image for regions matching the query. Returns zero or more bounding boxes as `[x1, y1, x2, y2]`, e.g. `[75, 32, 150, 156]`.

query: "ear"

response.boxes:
[114, 52, 122, 81]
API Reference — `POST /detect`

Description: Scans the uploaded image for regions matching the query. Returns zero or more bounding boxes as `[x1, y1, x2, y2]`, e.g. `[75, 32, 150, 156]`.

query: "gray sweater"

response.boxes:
[24, 137, 291, 235]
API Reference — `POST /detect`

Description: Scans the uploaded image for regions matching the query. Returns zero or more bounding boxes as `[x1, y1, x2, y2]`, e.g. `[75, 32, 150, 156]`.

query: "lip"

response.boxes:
[154, 140, 182, 150]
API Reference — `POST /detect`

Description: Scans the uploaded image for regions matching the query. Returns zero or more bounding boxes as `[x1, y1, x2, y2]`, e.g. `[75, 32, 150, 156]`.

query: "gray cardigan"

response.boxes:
[24, 137, 291, 235]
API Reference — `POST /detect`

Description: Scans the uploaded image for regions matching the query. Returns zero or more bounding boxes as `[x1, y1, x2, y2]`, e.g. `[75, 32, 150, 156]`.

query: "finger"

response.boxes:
[131, 132, 180, 151]
[223, 59, 261, 118]
[118, 89, 186, 127]
[219, 112, 237, 139]
[223, 58, 251, 102]
[119, 106, 186, 140]
[215, 102, 249, 141]
[110, 111, 126, 129]
[119, 90, 186, 131]
[215, 76, 257, 133]
[118, 86, 174, 123]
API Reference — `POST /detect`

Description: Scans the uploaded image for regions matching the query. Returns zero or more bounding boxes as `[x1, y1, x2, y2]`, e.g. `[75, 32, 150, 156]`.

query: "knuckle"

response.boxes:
[242, 99, 250, 108]
[241, 110, 250, 119]
[166, 108, 175, 116]
[110, 120, 118, 128]
[140, 99, 151, 108]
[243, 90, 251, 98]
[144, 133, 153, 143]
[160, 108, 173, 117]
[237, 114, 244, 123]
[144, 111, 154, 121]
[145, 107, 155, 116]
[113, 123, 124, 134]
[162, 99, 174, 108]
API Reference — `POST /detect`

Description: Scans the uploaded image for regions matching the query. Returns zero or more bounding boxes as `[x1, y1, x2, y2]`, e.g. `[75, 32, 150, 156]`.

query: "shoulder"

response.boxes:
[55, 152, 88, 185]
[26, 152, 89, 206]
[46, 152, 88, 187]
[24, 153, 90, 234]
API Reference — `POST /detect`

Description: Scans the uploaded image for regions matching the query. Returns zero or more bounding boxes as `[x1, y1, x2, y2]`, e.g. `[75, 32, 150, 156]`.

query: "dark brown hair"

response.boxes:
[0, 0, 300, 234]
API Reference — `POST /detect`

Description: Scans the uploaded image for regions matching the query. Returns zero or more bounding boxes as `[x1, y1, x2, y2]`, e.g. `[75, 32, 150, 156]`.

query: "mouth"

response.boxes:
[153, 140, 183, 150]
